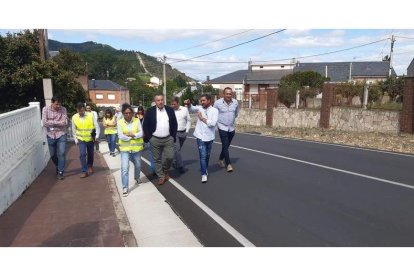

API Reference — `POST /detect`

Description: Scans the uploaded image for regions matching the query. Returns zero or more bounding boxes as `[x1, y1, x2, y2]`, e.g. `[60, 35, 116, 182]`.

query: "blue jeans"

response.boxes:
[78, 140, 94, 173]
[106, 134, 117, 153]
[218, 129, 235, 166]
[196, 139, 213, 176]
[144, 142, 155, 173]
[47, 134, 67, 173]
[121, 151, 142, 189]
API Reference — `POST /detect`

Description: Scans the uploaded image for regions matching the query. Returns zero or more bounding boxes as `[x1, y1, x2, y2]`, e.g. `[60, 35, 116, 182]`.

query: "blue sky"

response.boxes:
[39, 29, 414, 81]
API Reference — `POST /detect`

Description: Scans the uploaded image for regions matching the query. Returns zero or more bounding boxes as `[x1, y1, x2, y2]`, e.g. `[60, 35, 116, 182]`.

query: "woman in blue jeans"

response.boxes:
[118, 104, 144, 197]
[103, 109, 117, 156]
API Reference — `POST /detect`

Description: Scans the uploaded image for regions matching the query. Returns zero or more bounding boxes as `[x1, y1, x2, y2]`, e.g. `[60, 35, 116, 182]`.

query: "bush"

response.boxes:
[279, 82, 300, 108]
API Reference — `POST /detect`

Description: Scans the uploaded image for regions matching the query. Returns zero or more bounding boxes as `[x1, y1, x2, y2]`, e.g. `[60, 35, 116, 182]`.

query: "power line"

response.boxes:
[394, 35, 414, 40]
[253, 38, 390, 63]
[164, 57, 247, 64]
[167, 29, 255, 54]
[169, 29, 286, 64]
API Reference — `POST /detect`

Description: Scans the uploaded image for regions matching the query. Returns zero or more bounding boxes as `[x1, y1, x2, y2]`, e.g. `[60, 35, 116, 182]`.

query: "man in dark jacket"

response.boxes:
[143, 94, 178, 185]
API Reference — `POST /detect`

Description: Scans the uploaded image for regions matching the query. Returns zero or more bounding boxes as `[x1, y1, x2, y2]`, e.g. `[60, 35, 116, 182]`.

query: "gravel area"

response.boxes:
[237, 125, 414, 155]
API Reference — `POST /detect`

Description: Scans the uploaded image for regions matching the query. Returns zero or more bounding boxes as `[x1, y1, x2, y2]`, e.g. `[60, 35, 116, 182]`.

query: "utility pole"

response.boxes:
[389, 35, 395, 77]
[38, 29, 46, 62]
[163, 55, 167, 105]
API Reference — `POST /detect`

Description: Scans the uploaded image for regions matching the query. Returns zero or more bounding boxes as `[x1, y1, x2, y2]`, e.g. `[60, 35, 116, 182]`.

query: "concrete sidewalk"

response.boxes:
[0, 143, 135, 247]
[100, 142, 201, 247]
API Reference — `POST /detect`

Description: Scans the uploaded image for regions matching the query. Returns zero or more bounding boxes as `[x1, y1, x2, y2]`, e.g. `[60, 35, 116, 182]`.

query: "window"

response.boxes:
[108, 94, 115, 100]
[96, 94, 103, 100]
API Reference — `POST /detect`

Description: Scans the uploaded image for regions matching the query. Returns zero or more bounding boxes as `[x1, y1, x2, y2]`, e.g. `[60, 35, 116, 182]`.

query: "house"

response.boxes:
[408, 58, 414, 77]
[204, 70, 248, 101]
[146, 76, 161, 88]
[244, 63, 294, 94]
[88, 79, 130, 108]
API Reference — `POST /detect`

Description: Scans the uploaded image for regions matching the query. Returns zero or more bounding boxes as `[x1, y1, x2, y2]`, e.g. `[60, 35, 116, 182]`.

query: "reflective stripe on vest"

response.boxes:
[104, 117, 117, 135]
[73, 113, 94, 142]
[118, 118, 144, 152]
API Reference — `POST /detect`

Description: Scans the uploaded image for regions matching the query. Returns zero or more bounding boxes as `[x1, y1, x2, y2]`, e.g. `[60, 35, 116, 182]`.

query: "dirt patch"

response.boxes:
[237, 125, 414, 154]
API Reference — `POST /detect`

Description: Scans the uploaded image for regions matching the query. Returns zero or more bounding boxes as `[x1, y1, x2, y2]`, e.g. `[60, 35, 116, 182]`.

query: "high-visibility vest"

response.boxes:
[117, 118, 144, 152]
[73, 113, 94, 142]
[104, 117, 117, 135]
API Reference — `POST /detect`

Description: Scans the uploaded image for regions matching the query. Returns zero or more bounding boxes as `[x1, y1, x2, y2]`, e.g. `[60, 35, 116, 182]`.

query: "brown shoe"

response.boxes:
[218, 159, 225, 168]
[226, 164, 233, 172]
[80, 172, 88, 178]
[158, 178, 166, 185]
[88, 166, 94, 174]
[164, 171, 170, 181]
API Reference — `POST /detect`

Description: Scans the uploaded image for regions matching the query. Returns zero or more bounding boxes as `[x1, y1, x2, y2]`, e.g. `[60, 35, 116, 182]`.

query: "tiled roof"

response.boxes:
[407, 58, 414, 77]
[205, 70, 248, 84]
[88, 80, 127, 91]
[245, 69, 293, 85]
[294, 61, 396, 82]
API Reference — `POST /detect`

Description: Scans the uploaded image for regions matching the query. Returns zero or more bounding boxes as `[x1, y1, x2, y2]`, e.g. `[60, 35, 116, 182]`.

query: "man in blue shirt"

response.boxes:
[213, 87, 240, 172]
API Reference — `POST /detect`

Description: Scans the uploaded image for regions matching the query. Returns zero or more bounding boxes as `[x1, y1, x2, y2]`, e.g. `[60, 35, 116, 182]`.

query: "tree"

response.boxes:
[0, 30, 87, 115]
[379, 76, 405, 101]
[335, 81, 364, 105]
[173, 75, 187, 88]
[280, 71, 328, 107]
[278, 82, 300, 108]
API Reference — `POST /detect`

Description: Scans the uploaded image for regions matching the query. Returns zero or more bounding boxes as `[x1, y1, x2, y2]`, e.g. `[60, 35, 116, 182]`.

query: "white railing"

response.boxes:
[0, 102, 43, 176]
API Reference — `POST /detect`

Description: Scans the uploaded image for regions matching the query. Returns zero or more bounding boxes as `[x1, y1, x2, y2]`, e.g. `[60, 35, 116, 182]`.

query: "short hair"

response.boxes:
[105, 109, 113, 116]
[172, 96, 180, 103]
[51, 96, 61, 103]
[76, 102, 85, 110]
[223, 87, 233, 93]
[200, 93, 211, 101]
[121, 103, 133, 114]
[85, 102, 92, 108]
[154, 94, 164, 100]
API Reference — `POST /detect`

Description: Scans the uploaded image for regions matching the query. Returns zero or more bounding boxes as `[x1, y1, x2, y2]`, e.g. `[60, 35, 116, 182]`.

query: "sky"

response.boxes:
[2, 28, 414, 82]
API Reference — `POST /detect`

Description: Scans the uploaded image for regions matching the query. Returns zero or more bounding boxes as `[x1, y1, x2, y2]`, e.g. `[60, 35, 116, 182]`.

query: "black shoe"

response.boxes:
[58, 172, 64, 180]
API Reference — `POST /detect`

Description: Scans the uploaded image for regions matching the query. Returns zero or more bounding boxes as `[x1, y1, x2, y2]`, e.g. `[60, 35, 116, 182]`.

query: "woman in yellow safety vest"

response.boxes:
[103, 109, 117, 157]
[117, 103, 144, 197]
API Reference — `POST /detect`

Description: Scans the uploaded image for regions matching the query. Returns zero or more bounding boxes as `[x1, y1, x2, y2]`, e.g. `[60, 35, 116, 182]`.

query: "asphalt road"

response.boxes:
[135, 126, 414, 247]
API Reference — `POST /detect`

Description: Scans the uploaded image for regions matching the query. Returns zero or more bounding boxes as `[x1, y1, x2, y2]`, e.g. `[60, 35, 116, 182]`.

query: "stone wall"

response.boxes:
[273, 108, 320, 128]
[330, 107, 400, 134]
[236, 109, 266, 126]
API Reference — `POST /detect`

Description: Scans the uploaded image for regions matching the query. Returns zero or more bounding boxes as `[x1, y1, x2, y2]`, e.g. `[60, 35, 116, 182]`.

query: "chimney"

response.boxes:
[206, 76, 210, 82]
[92, 79, 96, 88]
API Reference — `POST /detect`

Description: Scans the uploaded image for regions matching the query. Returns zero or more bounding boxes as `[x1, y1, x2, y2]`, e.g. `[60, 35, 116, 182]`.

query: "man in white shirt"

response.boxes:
[184, 94, 218, 183]
[143, 95, 178, 185]
[213, 87, 240, 172]
[86, 103, 100, 152]
[171, 97, 191, 174]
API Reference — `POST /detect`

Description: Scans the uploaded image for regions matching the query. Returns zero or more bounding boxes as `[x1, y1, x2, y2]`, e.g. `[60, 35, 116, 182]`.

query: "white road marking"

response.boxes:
[239, 131, 414, 158]
[188, 136, 414, 190]
[141, 157, 256, 247]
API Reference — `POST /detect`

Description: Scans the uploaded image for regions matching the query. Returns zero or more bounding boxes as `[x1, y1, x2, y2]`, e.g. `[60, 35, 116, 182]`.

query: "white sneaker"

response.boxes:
[122, 187, 128, 197]
[201, 174, 207, 183]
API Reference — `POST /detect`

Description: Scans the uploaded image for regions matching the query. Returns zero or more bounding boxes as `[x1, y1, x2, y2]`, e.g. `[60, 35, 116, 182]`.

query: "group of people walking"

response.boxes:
[41, 87, 239, 197]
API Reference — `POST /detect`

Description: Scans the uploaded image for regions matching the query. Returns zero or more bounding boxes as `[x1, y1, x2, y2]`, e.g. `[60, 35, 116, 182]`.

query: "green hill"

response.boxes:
[48, 39, 193, 84]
